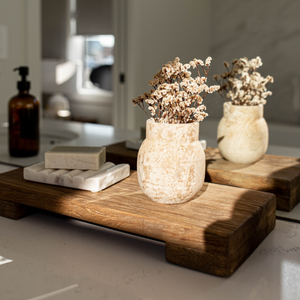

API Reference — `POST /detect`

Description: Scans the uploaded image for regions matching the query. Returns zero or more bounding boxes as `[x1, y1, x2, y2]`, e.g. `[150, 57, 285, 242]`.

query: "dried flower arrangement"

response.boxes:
[132, 57, 220, 123]
[213, 56, 274, 105]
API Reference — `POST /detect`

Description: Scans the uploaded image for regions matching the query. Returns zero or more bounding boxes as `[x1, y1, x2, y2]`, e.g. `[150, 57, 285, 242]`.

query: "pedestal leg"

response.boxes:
[165, 242, 232, 277]
[0, 199, 32, 220]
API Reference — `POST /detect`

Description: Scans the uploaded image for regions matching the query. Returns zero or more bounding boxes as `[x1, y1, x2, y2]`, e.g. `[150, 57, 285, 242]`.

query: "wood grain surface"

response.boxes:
[205, 147, 300, 212]
[106, 142, 300, 211]
[0, 168, 275, 277]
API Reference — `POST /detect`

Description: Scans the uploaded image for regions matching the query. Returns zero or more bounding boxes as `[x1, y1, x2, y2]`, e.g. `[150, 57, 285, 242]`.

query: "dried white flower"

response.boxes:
[132, 57, 219, 123]
[205, 56, 212, 66]
[213, 56, 274, 106]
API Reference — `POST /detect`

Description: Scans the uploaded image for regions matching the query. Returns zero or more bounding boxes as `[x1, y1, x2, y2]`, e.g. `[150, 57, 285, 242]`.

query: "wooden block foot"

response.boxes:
[0, 199, 32, 220]
[165, 242, 232, 277]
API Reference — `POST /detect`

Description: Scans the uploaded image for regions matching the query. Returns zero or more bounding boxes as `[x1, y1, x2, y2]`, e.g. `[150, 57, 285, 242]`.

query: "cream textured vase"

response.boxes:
[137, 119, 205, 204]
[217, 102, 268, 164]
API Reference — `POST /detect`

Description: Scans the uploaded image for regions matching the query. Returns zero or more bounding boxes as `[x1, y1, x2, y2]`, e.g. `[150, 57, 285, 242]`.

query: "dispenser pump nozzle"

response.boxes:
[13, 66, 30, 92]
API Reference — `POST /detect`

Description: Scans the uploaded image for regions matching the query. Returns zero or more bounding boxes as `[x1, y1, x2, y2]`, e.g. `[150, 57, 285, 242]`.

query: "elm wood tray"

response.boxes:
[205, 147, 300, 212]
[105, 142, 300, 212]
[0, 168, 275, 277]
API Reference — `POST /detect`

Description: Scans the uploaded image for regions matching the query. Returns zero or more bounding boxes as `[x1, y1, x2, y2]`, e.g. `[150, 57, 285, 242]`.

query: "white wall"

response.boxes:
[0, 0, 41, 119]
[114, 0, 211, 130]
[209, 0, 300, 124]
[42, 0, 68, 59]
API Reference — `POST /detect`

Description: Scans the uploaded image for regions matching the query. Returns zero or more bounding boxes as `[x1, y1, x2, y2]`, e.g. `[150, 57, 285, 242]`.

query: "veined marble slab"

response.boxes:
[23, 162, 130, 192]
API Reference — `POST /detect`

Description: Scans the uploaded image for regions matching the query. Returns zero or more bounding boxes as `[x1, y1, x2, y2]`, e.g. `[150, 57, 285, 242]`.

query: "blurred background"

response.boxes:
[0, 0, 299, 132]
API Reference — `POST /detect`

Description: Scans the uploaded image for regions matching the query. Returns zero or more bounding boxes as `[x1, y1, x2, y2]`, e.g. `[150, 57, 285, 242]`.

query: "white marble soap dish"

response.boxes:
[23, 162, 130, 192]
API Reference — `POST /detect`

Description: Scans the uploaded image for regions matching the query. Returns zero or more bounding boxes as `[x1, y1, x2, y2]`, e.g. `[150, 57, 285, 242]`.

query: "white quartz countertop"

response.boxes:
[0, 213, 299, 300]
[1, 166, 300, 299]
[1, 118, 300, 299]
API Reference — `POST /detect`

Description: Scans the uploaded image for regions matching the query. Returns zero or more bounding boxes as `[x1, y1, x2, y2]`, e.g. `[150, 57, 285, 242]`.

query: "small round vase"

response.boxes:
[137, 119, 205, 204]
[217, 102, 268, 164]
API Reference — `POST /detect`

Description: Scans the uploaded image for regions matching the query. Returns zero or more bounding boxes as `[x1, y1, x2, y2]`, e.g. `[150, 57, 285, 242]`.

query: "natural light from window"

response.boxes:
[83, 35, 115, 89]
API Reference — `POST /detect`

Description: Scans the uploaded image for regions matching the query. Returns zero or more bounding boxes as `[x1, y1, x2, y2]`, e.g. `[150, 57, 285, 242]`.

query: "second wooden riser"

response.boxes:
[106, 142, 300, 211]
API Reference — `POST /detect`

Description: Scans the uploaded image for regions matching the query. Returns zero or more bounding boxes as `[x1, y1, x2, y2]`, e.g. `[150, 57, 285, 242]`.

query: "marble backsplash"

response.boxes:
[205, 0, 300, 125]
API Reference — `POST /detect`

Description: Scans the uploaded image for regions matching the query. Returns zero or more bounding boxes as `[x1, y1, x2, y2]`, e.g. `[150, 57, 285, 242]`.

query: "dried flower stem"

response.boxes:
[138, 103, 151, 118]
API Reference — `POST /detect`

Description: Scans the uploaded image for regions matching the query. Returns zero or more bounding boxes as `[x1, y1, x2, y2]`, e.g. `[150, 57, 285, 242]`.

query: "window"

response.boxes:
[83, 35, 115, 89]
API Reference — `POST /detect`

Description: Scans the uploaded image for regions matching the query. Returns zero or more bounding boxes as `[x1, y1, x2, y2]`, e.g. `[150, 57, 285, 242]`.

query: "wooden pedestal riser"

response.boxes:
[0, 168, 275, 277]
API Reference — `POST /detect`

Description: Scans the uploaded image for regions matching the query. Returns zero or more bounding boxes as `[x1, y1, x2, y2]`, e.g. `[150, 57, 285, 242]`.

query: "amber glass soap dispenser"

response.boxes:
[9, 66, 40, 157]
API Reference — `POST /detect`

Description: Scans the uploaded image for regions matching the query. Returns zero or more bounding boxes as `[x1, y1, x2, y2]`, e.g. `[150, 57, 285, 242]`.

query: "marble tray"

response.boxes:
[23, 162, 130, 192]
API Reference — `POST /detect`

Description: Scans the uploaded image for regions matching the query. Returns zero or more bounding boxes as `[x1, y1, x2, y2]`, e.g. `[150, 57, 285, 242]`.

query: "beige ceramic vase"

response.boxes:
[137, 119, 205, 204]
[217, 102, 268, 164]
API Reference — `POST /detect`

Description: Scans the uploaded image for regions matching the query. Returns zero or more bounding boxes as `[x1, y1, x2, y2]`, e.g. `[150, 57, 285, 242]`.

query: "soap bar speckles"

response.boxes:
[23, 162, 130, 192]
[45, 146, 106, 170]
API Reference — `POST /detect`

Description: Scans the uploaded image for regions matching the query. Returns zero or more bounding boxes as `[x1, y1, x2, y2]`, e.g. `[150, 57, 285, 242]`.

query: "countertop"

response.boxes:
[1, 118, 300, 299]
[1, 206, 300, 300]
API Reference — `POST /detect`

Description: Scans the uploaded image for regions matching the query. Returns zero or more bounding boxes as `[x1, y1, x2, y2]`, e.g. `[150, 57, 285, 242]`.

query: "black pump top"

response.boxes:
[14, 66, 31, 92]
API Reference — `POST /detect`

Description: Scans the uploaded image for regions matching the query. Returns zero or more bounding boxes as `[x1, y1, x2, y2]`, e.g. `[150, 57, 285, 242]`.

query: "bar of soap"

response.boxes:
[45, 146, 106, 170]
[23, 162, 130, 192]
